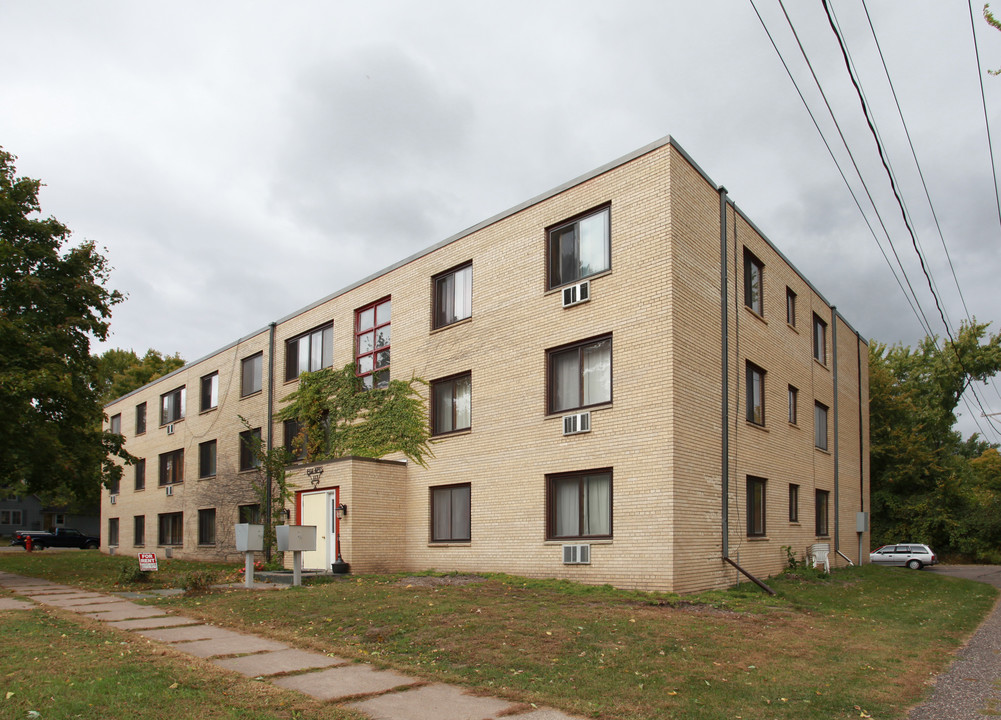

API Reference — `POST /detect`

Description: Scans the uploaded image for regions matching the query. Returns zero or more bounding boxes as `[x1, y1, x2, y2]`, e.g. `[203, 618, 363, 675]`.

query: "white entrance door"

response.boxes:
[300, 491, 335, 571]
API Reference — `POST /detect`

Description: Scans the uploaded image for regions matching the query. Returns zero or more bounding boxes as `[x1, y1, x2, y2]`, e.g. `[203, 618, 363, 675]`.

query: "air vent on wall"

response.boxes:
[561, 280, 591, 308]
[109, 494, 117, 505]
[166, 423, 175, 435]
[562, 411, 591, 436]
[165, 485, 173, 496]
[562, 543, 591, 564]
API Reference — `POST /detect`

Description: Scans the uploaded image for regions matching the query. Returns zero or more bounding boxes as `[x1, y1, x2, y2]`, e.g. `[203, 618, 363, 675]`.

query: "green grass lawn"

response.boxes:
[1, 552, 995, 720]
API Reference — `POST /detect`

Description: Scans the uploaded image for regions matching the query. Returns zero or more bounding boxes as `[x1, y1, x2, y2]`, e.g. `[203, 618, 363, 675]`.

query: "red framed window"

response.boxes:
[356, 297, 391, 389]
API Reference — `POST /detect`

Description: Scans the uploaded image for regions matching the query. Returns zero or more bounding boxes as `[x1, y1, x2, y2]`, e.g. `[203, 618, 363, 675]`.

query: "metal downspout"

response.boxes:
[719, 187, 729, 560]
[857, 331, 866, 564]
[831, 307, 840, 556]
[265, 321, 276, 561]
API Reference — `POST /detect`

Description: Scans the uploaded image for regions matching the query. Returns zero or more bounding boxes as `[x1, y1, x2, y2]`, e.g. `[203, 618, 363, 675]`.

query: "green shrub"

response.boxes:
[116, 560, 150, 585]
[181, 570, 217, 595]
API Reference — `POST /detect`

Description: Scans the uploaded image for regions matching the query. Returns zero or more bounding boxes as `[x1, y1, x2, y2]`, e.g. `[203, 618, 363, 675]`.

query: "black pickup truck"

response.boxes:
[11, 528, 100, 550]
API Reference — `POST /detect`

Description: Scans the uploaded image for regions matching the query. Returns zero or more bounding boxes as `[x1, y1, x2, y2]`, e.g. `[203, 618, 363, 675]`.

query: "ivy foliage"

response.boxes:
[276, 364, 433, 468]
[238, 416, 294, 560]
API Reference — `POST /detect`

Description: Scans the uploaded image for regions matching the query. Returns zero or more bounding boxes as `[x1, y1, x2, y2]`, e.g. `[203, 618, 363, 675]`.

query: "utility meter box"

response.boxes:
[856, 512, 870, 533]
[235, 524, 265, 552]
[277, 525, 316, 552]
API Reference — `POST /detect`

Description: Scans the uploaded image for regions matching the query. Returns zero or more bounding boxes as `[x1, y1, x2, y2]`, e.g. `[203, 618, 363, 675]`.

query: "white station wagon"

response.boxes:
[869, 544, 938, 570]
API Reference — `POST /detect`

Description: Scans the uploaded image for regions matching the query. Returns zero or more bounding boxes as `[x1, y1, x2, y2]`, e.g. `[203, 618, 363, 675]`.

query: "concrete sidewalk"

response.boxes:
[0, 571, 583, 720]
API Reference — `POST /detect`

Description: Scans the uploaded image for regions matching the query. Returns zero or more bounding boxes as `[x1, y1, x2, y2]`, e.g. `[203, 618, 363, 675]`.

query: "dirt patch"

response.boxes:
[396, 575, 487, 588]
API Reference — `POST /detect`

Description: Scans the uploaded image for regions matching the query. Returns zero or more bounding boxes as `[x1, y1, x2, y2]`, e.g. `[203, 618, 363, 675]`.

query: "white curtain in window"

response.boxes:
[581, 340, 611, 406]
[321, 325, 333, 368]
[555, 479, 579, 537]
[583, 474, 611, 535]
[578, 210, 609, 277]
[297, 336, 310, 376]
[433, 382, 453, 434]
[450, 485, 470, 540]
[815, 404, 828, 449]
[453, 265, 471, 322]
[552, 351, 580, 412]
[454, 375, 471, 430]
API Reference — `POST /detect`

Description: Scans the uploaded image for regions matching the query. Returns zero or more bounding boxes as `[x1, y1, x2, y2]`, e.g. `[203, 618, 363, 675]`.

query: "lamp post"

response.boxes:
[331, 503, 350, 574]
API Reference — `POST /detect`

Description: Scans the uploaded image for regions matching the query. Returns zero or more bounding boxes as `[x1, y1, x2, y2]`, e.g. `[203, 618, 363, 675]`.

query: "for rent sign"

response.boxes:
[137, 553, 158, 571]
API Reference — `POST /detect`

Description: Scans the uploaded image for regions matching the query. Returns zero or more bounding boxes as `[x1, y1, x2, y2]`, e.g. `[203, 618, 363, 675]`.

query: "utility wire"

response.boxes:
[969, 0, 1001, 240]
[821, 0, 1000, 437]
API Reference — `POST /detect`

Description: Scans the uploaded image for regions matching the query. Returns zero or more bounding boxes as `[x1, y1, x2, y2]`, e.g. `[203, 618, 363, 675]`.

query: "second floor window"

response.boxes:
[433, 262, 472, 329]
[241, 353, 262, 397]
[548, 336, 611, 414]
[746, 362, 765, 426]
[134, 458, 146, 491]
[813, 314, 827, 364]
[548, 206, 610, 289]
[240, 428, 261, 471]
[201, 372, 218, 411]
[815, 402, 829, 450]
[199, 440, 217, 479]
[356, 298, 391, 389]
[135, 402, 146, 435]
[159, 449, 184, 486]
[744, 248, 763, 315]
[109, 413, 121, 435]
[431, 373, 471, 435]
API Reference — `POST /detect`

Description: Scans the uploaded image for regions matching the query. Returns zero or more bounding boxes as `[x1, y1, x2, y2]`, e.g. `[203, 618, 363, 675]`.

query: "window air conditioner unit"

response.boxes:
[562, 543, 591, 565]
[562, 411, 591, 435]
[165, 485, 173, 496]
[561, 280, 590, 308]
[109, 494, 117, 505]
[166, 423, 175, 435]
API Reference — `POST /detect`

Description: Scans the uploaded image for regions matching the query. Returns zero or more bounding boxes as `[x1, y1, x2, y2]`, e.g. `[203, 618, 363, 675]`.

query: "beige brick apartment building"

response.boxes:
[102, 136, 869, 594]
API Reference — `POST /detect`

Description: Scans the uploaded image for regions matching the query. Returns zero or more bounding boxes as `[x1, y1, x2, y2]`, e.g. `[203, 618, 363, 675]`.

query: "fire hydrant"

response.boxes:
[24, 535, 33, 553]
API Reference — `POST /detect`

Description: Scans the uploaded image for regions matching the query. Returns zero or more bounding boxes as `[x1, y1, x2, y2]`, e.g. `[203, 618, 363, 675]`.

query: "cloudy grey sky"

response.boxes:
[2, 1, 1000, 438]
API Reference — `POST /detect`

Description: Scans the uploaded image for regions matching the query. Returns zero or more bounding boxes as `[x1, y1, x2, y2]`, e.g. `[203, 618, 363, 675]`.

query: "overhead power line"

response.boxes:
[969, 0, 1001, 241]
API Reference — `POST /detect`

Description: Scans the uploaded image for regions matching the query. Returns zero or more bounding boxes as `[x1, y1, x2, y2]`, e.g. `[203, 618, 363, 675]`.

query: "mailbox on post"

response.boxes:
[235, 523, 264, 587]
[277, 525, 316, 586]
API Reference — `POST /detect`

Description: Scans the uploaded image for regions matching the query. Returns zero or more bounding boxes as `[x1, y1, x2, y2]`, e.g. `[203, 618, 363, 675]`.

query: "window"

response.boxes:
[746, 362, 765, 426]
[135, 402, 146, 435]
[158, 512, 183, 546]
[430, 483, 471, 542]
[134, 458, 146, 491]
[159, 449, 184, 486]
[198, 508, 216, 545]
[284, 419, 306, 461]
[548, 336, 612, 413]
[789, 484, 799, 523]
[744, 248, 763, 315]
[0, 510, 23, 526]
[431, 372, 471, 435]
[815, 402, 829, 450]
[134, 515, 145, 546]
[788, 386, 798, 425]
[238, 504, 261, 524]
[285, 323, 333, 381]
[433, 262, 472, 329]
[547, 469, 612, 540]
[813, 314, 827, 364]
[786, 287, 796, 326]
[747, 477, 766, 537]
[815, 490, 830, 536]
[160, 386, 185, 425]
[356, 298, 391, 389]
[108, 474, 120, 495]
[547, 205, 610, 289]
[108, 518, 119, 546]
[199, 440, 217, 479]
[201, 372, 219, 412]
[241, 353, 263, 397]
[240, 428, 261, 471]
[109, 413, 121, 435]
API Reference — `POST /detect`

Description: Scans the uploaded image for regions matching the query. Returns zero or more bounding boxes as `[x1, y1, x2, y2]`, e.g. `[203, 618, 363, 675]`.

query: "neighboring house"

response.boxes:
[101, 136, 869, 593]
[0, 491, 100, 538]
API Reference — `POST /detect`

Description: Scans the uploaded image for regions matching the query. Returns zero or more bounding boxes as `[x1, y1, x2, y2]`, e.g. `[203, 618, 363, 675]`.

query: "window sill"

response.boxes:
[428, 541, 471, 547]
[430, 316, 473, 335]
[544, 538, 613, 545]
[545, 402, 612, 420]
[198, 476, 216, 481]
[432, 428, 472, 439]
[238, 468, 260, 474]
[545, 268, 612, 296]
[813, 358, 829, 371]
[788, 422, 799, 429]
[746, 420, 768, 432]
[815, 447, 831, 456]
[240, 390, 263, 401]
[787, 323, 799, 333]
[134, 488, 145, 493]
[744, 305, 766, 324]
[199, 407, 218, 416]
[789, 522, 801, 527]
[746, 536, 770, 541]
[159, 419, 184, 429]
[158, 483, 184, 488]
[135, 432, 146, 437]
[198, 543, 217, 548]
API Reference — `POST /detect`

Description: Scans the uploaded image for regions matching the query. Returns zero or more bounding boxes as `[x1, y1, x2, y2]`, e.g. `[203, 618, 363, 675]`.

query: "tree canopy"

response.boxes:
[95, 347, 185, 404]
[0, 148, 127, 503]
[870, 321, 1001, 558]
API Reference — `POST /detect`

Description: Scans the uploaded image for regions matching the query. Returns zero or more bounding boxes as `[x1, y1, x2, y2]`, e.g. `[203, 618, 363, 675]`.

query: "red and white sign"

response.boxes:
[138, 553, 158, 571]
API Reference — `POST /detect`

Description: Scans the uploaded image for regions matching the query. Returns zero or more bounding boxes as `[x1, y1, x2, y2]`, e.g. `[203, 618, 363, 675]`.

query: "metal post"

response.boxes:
[244, 551, 255, 588]
[292, 550, 302, 586]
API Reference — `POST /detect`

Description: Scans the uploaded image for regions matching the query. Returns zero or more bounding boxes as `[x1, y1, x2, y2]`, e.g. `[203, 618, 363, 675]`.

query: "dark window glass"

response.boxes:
[789, 484, 799, 523]
[241, 353, 262, 397]
[747, 477, 766, 536]
[548, 336, 612, 413]
[201, 372, 219, 411]
[108, 518, 119, 546]
[813, 314, 827, 364]
[135, 402, 147, 435]
[285, 323, 334, 381]
[816, 490, 830, 536]
[134, 515, 145, 546]
[199, 440, 217, 478]
[240, 428, 261, 471]
[786, 287, 796, 326]
[158, 513, 183, 546]
[134, 458, 146, 491]
[547, 469, 612, 540]
[433, 263, 472, 329]
[198, 508, 216, 545]
[746, 362, 765, 425]
[788, 386, 798, 425]
[744, 249, 763, 315]
[110, 413, 121, 435]
[431, 373, 472, 435]
[283, 419, 306, 461]
[815, 402, 829, 450]
[160, 387, 185, 425]
[431, 484, 471, 542]
[547, 206, 610, 289]
[239, 504, 262, 524]
[159, 449, 184, 485]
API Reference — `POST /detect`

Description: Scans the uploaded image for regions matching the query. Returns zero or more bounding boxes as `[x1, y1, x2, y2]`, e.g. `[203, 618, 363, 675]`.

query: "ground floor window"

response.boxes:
[430, 484, 471, 542]
[815, 490, 830, 537]
[0, 510, 23, 526]
[747, 476, 766, 537]
[108, 517, 119, 546]
[238, 504, 261, 524]
[158, 512, 183, 546]
[198, 508, 216, 545]
[789, 484, 799, 523]
[134, 515, 145, 547]
[547, 469, 612, 540]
